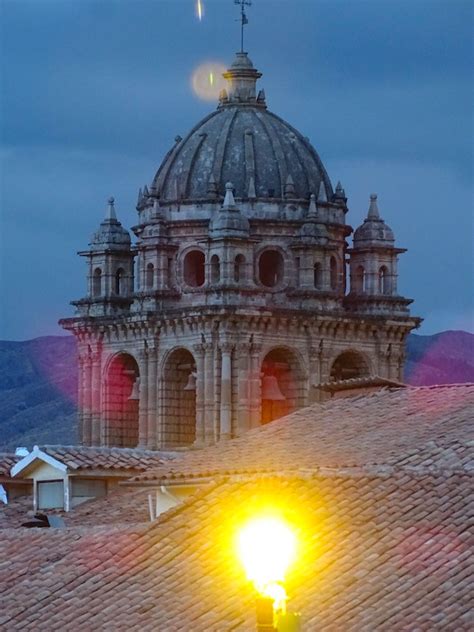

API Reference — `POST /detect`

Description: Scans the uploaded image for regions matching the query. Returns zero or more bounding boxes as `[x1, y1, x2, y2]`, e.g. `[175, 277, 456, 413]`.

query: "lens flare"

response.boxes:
[196, 0, 204, 21]
[236, 516, 297, 604]
[191, 62, 227, 101]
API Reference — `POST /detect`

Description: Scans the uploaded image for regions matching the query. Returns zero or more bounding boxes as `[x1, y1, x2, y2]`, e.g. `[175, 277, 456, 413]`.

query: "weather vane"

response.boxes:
[234, 0, 252, 53]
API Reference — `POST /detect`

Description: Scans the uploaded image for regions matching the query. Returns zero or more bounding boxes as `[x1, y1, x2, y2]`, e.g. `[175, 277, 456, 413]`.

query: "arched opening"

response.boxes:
[146, 263, 154, 289]
[314, 262, 322, 289]
[210, 255, 220, 284]
[330, 351, 370, 381]
[259, 250, 284, 288]
[234, 254, 245, 282]
[103, 353, 139, 447]
[354, 265, 366, 294]
[379, 266, 389, 295]
[115, 268, 125, 295]
[93, 268, 102, 297]
[183, 250, 205, 287]
[330, 257, 338, 291]
[162, 348, 196, 447]
[260, 348, 305, 425]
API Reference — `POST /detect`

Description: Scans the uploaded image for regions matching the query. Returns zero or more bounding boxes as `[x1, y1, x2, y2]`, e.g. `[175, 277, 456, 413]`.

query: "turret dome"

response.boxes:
[151, 53, 333, 204]
[90, 197, 131, 250]
[353, 194, 395, 247]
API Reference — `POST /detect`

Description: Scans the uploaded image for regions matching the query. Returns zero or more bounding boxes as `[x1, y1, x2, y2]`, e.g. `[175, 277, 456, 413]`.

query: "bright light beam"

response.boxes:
[196, 0, 204, 21]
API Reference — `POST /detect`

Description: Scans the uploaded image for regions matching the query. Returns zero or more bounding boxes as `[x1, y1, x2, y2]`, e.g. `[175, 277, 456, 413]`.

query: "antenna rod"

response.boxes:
[234, 0, 252, 53]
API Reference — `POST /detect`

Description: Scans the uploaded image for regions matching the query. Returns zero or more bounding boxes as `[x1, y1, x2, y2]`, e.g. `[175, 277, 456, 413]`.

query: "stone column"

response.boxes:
[192, 344, 206, 446]
[249, 343, 262, 429]
[76, 354, 85, 444]
[203, 342, 215, 444]
[236, 342, 251, 435]
[147, 344, 158, 449]
[90, 348, 102, 446]
[82, 349, 92, 446]
[219, 342, 234, 440]
[138, 348, 149, 448]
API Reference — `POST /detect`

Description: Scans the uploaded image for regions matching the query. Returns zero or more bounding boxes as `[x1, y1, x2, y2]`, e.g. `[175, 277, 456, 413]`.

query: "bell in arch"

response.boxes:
[128, 378, 140, 401]
[261, 374, 286, 401]
[184, 371, 197, 391]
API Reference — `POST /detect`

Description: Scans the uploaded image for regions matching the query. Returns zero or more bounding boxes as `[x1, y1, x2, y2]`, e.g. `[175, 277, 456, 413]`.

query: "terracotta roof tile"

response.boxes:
[0, 452, 21, 477]
[38, 445, 176, 472]
[130, 384, 474, 484]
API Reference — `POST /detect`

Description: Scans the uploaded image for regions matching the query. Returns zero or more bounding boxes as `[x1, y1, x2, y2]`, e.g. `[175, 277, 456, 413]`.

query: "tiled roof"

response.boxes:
[131, 384, 474, 483]
[317, 375, 405, 391]
[0, 488, 152, 530]
[0, 453, 21, 477]
[1, 472, 472, 631]
[37, 445, 176, 472]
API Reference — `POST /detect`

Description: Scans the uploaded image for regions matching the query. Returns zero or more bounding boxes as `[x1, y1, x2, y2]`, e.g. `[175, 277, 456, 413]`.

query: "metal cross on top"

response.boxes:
[234, 0, 252, 53]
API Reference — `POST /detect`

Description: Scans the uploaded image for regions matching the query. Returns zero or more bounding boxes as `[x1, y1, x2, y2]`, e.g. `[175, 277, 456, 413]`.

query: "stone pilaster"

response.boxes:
[77, 354, 85, 445]
[203, 342, 215, 444]
[147, 344, 158, 449]
[236, 342, 251, 435]
[90, 347, 102, 446]
[138, 347, 149, 448]
[193, 343, 206, 446]
[82, 348, 92, 446]
[249, 343, 262, 429]
[219, 342, 234, 440]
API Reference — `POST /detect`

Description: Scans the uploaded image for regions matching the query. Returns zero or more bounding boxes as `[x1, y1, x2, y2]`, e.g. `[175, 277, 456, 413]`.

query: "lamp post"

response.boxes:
[236, 517, 301, 631]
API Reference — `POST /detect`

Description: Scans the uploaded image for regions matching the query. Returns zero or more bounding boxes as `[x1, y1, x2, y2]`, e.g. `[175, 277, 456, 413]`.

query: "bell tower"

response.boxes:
[73, 197, 135, 318]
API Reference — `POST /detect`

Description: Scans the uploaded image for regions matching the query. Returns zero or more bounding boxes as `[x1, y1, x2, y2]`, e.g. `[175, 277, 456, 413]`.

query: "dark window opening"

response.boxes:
[115, 268, 125, 295]
[210, 255, 220, 284]
[93, 268, 102, 297]
[234, 254, 245, 282]
[259, 250, 284, 288]
[330, 351, 370, 381]
[314, 262, 322, 289]
[379, 266, 389, 294]
[330, 257, 338, 290]
[183, 251, 205, 287]
[146, 263, 154, 289]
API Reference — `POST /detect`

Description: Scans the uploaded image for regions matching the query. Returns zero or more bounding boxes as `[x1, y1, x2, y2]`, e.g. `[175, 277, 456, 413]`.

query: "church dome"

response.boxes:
[151, 53, 333, 204]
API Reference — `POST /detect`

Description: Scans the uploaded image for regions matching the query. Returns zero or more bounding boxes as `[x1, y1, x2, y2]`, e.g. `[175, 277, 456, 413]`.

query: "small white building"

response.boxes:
[10, 445, 174, 512]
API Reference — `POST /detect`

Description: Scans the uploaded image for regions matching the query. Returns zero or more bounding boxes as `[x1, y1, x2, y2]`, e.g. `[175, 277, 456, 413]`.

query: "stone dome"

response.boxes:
[353, 194, 395, 247]
[90, 198, 131, 251]
[152, 53, 333, 204]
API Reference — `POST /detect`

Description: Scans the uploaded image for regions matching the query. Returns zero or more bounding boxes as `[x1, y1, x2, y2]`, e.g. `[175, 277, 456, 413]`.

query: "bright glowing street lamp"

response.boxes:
[237, 517, 301, 631]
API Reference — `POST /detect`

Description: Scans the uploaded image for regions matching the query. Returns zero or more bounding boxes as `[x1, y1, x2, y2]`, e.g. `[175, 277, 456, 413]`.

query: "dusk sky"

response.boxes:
[1, 0, 472, 341]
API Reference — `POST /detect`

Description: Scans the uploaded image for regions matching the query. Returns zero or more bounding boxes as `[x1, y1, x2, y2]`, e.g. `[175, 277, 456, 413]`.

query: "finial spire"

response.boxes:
[368, 193, 380, 220]
[234, 0, 252, 53]
[223, 182, 236, 208]
[106, 196, 117, 221]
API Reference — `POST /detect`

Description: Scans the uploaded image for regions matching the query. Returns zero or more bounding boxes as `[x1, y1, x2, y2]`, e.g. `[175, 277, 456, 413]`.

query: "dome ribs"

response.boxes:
[266, 111, 310, 199]
[212, 108, 239, 199]
[254, 109, 286, 199]
[244, 129, 256, 198]
[153, 110, 219, 202]
[183, 132, 207, 199]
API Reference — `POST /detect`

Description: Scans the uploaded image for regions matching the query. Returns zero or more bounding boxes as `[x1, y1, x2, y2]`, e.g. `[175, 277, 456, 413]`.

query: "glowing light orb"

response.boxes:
[191, 62, 227, 101]
[236, 516, 297, 606]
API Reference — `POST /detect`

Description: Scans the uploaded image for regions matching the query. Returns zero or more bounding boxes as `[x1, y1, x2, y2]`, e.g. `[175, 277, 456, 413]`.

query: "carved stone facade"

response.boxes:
[61, 52, 420, 449]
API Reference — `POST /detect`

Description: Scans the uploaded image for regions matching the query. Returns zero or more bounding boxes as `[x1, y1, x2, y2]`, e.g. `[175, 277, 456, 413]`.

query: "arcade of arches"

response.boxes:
[82, 343, 387, 450]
